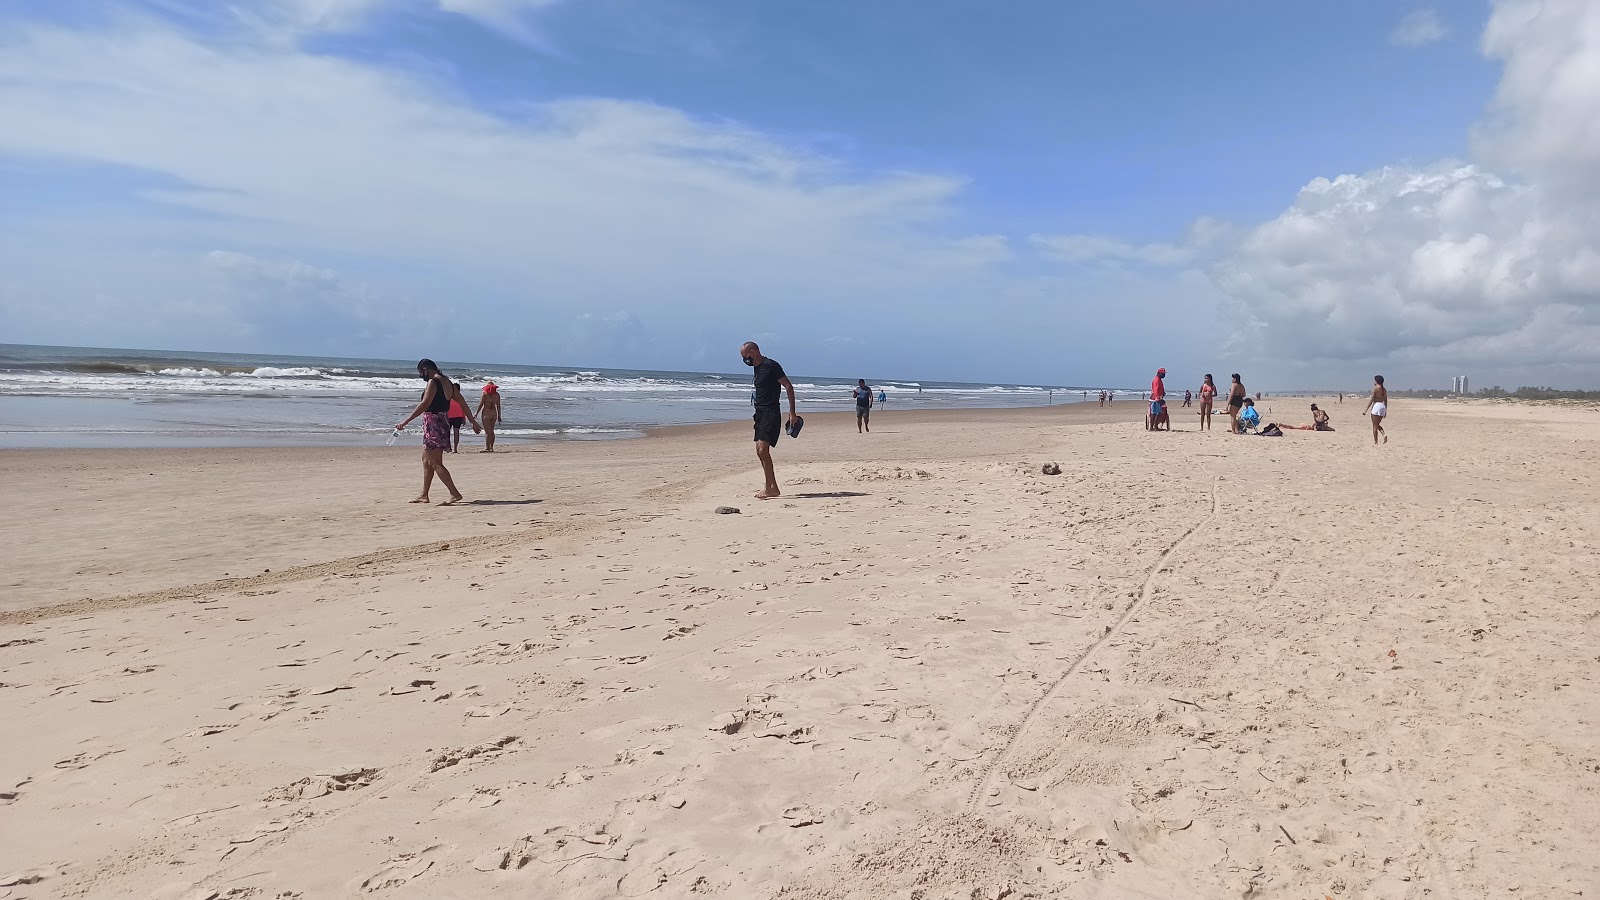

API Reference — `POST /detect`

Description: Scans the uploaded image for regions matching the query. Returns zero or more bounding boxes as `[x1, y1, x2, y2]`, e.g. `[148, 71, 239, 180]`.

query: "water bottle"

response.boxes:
[385, 427, 401, 446]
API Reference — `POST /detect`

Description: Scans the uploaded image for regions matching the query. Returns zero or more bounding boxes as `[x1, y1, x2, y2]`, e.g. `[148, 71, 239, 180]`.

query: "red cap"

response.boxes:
[1157, 368, 1166, 376]
[482, 382, 498, 394]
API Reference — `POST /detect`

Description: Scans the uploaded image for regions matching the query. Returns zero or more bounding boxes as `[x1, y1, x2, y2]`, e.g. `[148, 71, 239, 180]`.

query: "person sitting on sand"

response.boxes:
[741, 341, 797, 500]
[1272, 403, 1334, 431]
[1237, 396, 1261, 433]
[396, 358, 479, 505]
[476, 382, 501, 452]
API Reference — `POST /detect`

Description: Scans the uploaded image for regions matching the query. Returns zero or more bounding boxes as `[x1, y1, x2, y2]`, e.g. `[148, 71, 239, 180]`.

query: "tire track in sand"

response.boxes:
[966, 474, 1221, 811]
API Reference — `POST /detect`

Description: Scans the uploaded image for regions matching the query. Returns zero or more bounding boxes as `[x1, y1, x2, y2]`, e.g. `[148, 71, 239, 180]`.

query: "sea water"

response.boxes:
[0, 343, 1129, 449]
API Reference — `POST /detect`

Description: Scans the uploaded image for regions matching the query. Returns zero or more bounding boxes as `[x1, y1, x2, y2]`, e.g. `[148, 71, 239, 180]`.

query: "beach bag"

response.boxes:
[1260, 423, 1283, 437]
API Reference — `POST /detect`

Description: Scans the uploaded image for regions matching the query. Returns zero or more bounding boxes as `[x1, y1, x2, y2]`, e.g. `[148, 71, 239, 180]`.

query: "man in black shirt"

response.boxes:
[741, 341, 798, 500]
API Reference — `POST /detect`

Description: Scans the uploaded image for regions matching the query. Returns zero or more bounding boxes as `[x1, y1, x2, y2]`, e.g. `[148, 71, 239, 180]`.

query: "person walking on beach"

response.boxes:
[476, 382, 501, 452]
[853, 379, 874, 433]
[1227, 373, 1247, 434]
[1199, 374, 1217, 431]
[1183, 389, 1192, 408]
[1147, 368, 1167, 431]
[1364, 375, 1389, 444]
[447, 384, 468, 452]
[396, 359, 479, 504]
[741, 342, 797, 500]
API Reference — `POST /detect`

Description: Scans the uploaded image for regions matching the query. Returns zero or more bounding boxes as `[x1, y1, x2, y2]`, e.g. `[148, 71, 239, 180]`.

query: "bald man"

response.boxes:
[741, 341, 798, 499]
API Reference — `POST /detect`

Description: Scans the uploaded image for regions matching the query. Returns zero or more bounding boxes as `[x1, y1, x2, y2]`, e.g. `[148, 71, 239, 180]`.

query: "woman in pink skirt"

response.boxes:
[395, 358, 478, 504]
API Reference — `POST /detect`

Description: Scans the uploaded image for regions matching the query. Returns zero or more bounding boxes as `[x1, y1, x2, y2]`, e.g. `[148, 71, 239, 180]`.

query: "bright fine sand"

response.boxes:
[2, 399, 1597, 899]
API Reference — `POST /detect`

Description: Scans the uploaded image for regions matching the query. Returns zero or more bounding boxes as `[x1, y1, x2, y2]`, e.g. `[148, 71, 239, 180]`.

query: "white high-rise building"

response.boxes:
[1451, 376, 1461, 393]
[1461, 375, 1469, 394]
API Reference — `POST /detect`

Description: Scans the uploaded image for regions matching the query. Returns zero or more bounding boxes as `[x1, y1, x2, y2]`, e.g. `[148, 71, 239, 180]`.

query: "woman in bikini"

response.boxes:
[1226, 373, 1246, 434]
[1275, 403, 1333, 431]
[1364, 375, 1388, 444]
[396, 359, 480, 504]
[1198, 374, 1217, 431]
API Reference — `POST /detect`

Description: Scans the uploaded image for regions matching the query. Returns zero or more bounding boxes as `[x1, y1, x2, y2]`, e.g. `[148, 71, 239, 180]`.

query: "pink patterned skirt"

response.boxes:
[422, 412, 451, 450]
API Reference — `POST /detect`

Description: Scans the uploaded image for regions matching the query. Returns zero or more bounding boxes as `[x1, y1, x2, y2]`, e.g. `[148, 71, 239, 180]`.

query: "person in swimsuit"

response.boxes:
[1274, 404, 1333, 431]
[1183, 389, 1192, 408]
[1227, 373, 1246, 434]
[1364, 375, 1388, 444]
[447, 386, 467, 453]
[1198, 374, 1217, 431]
[476, 382, 501, 452]
[396, 358, 479, 504]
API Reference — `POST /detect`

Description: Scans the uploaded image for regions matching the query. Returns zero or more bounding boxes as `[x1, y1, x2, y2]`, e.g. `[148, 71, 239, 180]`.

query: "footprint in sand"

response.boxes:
[267, 767, 381, 803]
[433, 781, 525, 813]
[617, 850, 706, 897]
[472, 824, 620, 873]
[357, 845, 447, 892]
[428, 736, 520, 773]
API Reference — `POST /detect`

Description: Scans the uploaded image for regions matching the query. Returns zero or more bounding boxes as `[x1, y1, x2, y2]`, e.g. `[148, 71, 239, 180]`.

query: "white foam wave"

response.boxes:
[239, 366, 326, 378]
[157, 367, 223, 377]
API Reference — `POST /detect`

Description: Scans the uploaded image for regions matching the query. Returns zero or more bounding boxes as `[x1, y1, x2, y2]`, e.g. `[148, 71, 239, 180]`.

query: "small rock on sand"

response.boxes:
[715, 506, 741, 515]
[1041, 462, 1062, 476]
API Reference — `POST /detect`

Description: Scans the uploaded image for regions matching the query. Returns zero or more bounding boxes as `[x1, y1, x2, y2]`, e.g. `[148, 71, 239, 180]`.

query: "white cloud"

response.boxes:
[1031, 217, 1231, 268]
[1212, 0, 1600, 379]
[0, 9, 1023, 369]
[1391, 9, 1449, 47]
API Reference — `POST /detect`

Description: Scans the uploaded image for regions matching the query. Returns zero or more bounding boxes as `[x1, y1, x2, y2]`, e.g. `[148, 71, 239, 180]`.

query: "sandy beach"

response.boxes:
[2, 398, 1597, 898]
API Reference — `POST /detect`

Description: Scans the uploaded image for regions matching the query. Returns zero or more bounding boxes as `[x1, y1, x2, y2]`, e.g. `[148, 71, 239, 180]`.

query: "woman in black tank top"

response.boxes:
[396, 358, 478, 504]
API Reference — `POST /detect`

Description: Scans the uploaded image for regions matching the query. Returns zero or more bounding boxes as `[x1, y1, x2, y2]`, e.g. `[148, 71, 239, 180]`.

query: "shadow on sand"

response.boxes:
[464, 499, 545, 506]
[789, 491, 869, 499]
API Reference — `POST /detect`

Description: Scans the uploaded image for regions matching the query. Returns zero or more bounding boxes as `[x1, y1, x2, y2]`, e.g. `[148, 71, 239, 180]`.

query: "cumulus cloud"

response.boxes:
[1213, 0, 1600, 379]
[1390, 9, 1449, 47]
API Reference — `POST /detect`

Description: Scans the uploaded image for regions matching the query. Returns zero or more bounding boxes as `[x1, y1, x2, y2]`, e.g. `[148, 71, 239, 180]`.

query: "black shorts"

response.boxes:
[753, 408, 781, 446]
[1227, 398, 1244, 410]
[448, 416, 465, 428]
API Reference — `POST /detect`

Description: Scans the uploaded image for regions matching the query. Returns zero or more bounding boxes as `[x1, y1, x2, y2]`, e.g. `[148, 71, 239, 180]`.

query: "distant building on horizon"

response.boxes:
[1461, 375, 1469, 394]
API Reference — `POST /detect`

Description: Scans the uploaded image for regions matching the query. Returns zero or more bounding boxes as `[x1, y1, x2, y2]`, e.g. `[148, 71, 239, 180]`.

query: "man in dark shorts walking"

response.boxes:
[741, 342, 797, 500]
[853, 378, 874, 433]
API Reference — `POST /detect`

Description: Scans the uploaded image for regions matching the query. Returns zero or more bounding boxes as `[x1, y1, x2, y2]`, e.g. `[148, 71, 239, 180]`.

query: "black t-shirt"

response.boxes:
[752, 358, 786, 410]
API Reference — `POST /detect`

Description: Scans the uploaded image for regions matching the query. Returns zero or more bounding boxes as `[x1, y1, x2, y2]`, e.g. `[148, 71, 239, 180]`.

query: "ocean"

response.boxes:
[0, 343, 1127, 449]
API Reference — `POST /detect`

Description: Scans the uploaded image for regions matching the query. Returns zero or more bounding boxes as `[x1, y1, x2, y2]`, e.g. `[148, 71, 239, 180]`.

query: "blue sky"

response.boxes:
[3, 0, 1598, 387]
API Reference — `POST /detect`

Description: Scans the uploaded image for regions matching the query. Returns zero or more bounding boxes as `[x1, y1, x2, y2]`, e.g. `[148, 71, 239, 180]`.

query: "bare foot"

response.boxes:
[478, 449, 494, 453]
[755, 488, 780, 500]
[410, 496, 431, 504]
[439, 494, 464, 506]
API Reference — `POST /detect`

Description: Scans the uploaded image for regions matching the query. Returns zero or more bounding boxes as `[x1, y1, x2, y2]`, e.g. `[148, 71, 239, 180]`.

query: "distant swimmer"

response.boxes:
[1364, 375, 1388, 444]
[853, 378, 874, 434]
[879, 389, 888, 406]
[741, 341, 797, 500]
[1198, 374, 1217, 431]
[476, 382, 501, 452]
[396, 358, 479, 505]
[1227, 373, 1247, 434]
